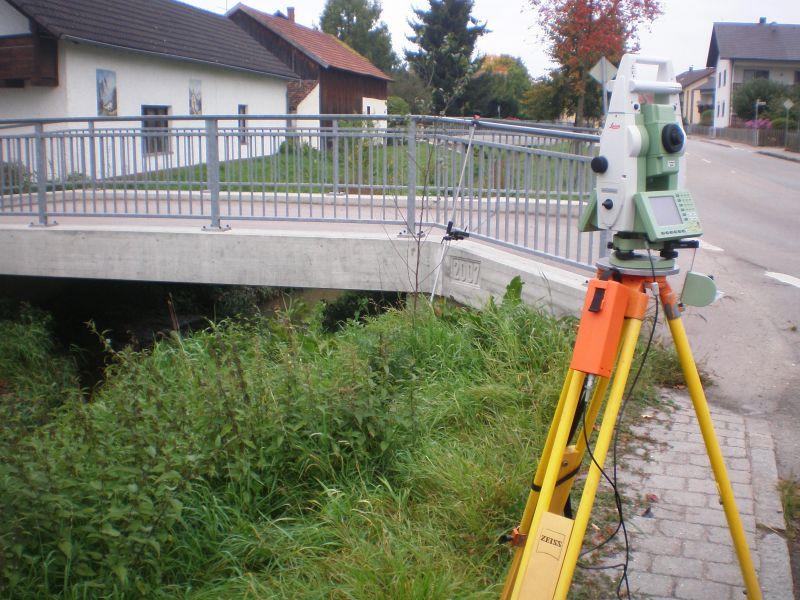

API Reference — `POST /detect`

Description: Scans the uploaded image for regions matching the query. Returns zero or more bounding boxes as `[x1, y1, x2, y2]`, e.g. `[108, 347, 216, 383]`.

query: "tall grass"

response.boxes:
[0, 288, 678, 598]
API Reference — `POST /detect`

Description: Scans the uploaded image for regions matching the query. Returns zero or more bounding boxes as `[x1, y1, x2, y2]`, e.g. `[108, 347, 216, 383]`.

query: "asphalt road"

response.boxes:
[679, 138, 800, 476]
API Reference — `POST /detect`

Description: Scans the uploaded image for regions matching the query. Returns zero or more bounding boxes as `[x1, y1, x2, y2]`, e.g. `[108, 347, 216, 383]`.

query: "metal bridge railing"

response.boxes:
[0, 114, 603, 271]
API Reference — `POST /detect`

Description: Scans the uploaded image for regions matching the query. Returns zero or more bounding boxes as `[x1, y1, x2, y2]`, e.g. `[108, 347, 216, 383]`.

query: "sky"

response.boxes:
[189, 0, 800, 78]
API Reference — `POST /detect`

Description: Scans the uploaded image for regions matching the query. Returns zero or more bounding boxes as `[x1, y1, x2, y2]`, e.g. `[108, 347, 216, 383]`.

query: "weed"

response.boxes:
[0, 290, 671, 598]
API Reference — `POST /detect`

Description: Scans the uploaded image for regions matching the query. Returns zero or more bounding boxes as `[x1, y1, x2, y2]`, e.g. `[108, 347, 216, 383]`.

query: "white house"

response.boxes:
[707, 18, 800, 128]
[0, 0, 299, 175]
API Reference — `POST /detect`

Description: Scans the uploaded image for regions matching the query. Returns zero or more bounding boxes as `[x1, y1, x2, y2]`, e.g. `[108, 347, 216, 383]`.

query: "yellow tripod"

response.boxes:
[500, 265, 762, 599]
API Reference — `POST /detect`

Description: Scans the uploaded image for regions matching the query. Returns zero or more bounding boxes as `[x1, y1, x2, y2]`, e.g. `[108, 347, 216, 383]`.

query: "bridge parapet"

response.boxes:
[1, 114, 603, 272]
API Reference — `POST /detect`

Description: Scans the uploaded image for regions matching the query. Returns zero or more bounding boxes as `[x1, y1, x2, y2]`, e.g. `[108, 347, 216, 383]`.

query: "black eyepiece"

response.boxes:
[590, 156, 609, 174]
[661, 124, 684, 154]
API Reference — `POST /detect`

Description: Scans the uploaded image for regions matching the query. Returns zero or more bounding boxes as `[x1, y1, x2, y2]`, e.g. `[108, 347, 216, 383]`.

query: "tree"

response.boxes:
[731, 78, 792, 121]
[388, 66, 433, 114]
[520, 76, 563, 121]
[406, 0, 487, 115]
[463, 55, 532, 118]
[529, 0, 661, 125]
[519, 69, 603, 123]
[320, 0, 399, 74]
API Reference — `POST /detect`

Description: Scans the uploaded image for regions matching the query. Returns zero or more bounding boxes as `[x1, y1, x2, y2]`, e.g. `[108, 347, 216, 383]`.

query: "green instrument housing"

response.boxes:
[580, 100, 702, 269]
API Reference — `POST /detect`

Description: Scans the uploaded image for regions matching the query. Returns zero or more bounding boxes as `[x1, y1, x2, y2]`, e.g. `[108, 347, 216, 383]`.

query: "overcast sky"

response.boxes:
[189, 0, 800, 77]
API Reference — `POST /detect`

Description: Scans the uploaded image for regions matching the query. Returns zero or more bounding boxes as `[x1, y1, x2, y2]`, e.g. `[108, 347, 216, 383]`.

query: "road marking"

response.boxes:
[701, 158, 712, 164]
[765, 271, 800, 289]
[700, 240, 724, 252]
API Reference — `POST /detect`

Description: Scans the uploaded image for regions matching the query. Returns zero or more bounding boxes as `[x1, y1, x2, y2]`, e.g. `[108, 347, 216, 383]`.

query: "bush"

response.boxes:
[700, 109, 714, 126]
[387, 95, 410, 116]
[0, 312, 419, 596]
[732, 78, 788, 121]
[0, 161, 32, 192]
[0, 305, 80, 440]
[771, 116, 798, 131]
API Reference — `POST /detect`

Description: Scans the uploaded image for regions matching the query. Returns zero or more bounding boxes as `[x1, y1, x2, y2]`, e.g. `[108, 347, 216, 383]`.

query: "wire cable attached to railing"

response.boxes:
[429, 116, 479, 302]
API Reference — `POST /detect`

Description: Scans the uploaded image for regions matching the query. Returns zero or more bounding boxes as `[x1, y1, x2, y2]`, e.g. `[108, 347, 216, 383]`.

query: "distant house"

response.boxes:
[706, 18, 800, 127]
[227, 4, 391, 120]
[0, 0, 297, 123]
[676, 67, 715, 125]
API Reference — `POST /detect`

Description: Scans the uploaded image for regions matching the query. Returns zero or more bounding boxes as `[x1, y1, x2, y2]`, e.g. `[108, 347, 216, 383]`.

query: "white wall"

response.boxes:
[362, 96, 387, 130]
[0, 0, 30, 36]
[0, 41, 291, 180]
[732, 60, 800, 86]
[293, 83, 321, 148]
[713, 59, 731, 128]
[62, 42, 287, 122]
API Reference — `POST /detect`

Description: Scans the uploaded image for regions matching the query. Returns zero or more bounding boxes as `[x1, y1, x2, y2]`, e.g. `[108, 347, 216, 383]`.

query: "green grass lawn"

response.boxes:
[0, 286, 675, 598]
[111, 139, 590, 203]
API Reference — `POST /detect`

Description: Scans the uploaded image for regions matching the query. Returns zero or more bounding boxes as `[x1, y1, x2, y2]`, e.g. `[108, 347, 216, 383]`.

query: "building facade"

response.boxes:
[707, 19, 800, 128]
[676, 67, 715, 125]
[0, 0, 298, 176]
[228, 5, 391, 119]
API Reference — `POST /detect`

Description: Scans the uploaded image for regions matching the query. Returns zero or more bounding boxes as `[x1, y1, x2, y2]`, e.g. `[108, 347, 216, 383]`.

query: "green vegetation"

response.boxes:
[0, 286, 678, 598]
[123, 137, 587, 202]
[732, 79, 800, 122]
[779, 478, 800, 540]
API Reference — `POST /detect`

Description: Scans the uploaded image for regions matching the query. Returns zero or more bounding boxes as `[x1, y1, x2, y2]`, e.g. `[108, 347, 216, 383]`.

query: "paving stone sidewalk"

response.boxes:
[605, 392, 793, 599]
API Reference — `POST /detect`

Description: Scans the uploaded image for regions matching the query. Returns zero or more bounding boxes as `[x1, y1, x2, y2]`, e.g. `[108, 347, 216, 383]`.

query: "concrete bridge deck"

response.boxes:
[0, 219, 589, 315]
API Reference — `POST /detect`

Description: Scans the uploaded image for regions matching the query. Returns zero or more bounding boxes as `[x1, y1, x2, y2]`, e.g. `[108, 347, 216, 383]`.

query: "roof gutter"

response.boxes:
[60, 35, 299, 81]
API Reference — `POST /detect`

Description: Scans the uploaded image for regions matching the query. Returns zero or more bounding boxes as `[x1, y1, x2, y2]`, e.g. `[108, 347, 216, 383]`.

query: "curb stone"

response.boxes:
[755, 149, 800, 163]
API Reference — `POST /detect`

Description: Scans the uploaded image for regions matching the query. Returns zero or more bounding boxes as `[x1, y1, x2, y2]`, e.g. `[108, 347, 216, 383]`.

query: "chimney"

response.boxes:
[287, 6, 295, 22]
[759, 17, 766, 24]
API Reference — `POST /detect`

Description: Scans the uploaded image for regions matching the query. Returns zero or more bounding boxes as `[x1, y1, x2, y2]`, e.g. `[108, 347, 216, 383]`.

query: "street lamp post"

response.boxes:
[783, 99, 795, 149]
[754, 99, 767, 145]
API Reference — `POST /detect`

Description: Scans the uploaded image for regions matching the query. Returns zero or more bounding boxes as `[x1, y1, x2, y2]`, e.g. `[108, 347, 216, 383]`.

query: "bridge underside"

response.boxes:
[0, 223, 586, 315]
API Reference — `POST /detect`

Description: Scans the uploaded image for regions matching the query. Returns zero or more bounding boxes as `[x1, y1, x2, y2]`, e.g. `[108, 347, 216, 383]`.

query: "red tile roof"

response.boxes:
[233, 5, 391, 81]
[288, 79, 319, 112]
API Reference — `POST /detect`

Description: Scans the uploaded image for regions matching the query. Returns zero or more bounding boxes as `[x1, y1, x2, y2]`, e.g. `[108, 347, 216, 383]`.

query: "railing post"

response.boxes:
[88, 121, 97, 182]
[203, 118, 225, 231]
[33, 123, 51, 227]
[406, 117, 417, 235]
[332, 119, 339, 197]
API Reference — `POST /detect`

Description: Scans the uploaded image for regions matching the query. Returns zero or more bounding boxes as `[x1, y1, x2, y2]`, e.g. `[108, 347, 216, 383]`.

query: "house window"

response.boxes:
[238, 104, 248, 146]
[366, 105, 371, 115]
[716, 103, 720, 117]
[723, 70, 727, 86]
[795, 71, 800, 84]
[743, 69, 769, 82]
[722, 101, 725, 116]
[142, 105, 170, 155]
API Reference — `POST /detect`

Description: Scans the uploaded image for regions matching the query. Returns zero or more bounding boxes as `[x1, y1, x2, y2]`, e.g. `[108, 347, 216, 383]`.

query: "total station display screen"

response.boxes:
[649, 194, 683, 227]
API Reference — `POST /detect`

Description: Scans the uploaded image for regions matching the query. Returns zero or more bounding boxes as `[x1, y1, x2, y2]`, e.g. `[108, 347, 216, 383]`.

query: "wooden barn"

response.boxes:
[227, 4, 391, 118]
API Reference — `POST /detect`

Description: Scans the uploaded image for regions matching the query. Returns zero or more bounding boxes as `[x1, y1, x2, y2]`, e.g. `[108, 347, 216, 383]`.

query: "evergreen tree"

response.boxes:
[406, 0, 487, 115]
[320, 0, 399, 74]
[463, 55, 532, 118]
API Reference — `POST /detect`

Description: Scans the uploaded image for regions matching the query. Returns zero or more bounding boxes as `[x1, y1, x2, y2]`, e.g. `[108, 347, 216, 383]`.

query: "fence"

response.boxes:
[686, 123, 800, 151]
[0, 114, 603, 271]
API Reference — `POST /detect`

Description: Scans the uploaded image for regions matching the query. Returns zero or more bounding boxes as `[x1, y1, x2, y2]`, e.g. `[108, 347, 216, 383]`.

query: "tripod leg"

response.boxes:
[510, 370, 586, 599]
[553, 317, 642, 600]
[665, 310, 762, 599]
[501, 370, 610, 600]
[500, 369, 578, 600]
